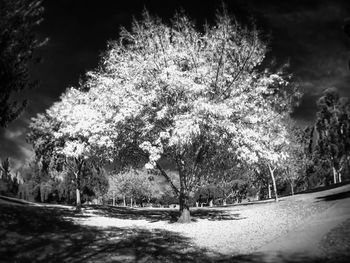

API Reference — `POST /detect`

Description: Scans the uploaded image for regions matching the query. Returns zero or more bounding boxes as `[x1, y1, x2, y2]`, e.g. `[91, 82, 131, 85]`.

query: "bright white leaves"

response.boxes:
[30, 11, 292, 172]
[139, 141, 163, 169]
[90, 12, 290, 169]
[60, 140, 90, 159]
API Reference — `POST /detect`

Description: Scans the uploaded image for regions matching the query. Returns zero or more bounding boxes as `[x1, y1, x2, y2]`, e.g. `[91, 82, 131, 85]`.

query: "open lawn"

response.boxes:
[1, 184, 350, 262]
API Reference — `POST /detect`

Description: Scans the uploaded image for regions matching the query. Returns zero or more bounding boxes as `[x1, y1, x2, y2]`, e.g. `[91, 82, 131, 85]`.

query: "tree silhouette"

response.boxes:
[344, 18, 350, 69]
[0, 0, 45, 127]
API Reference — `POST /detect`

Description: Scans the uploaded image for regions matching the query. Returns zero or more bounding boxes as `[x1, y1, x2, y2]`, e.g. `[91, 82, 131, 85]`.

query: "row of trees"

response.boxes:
[10, 88, 348, 209]
[0, 157, 109, 204]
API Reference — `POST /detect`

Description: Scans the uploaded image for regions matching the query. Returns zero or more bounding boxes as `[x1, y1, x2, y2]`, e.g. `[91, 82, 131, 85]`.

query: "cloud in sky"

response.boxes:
[247, 0, 350, 121]
[0, 92, 53, 171]
[0, 125, 34, 172]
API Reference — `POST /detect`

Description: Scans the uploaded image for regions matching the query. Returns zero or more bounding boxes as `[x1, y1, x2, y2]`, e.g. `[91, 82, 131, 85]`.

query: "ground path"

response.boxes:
[256, 184, 350, 262]
[1, 183, 350, 262]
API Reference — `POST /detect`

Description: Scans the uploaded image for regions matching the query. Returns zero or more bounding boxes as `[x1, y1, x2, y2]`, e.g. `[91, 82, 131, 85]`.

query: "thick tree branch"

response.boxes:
[156, 161, 179, 196]
[214, 40, 226, 92]
[223, 37, 257, 99]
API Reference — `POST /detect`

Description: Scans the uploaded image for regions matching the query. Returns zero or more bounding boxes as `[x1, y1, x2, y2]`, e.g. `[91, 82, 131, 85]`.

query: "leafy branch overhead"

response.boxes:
[0, 0, 46, 127]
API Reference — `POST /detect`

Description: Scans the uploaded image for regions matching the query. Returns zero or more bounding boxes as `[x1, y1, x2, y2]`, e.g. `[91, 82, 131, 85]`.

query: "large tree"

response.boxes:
[315, 88, 350, 184]
[0, 0, 45, 126]
[86, 11, 292, 222]
[30, 10, 292, 222]
[28, 88, 111, 209]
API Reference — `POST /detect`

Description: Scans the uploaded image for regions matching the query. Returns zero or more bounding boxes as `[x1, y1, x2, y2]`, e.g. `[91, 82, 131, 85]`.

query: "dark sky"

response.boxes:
[1, 0, 350, 169]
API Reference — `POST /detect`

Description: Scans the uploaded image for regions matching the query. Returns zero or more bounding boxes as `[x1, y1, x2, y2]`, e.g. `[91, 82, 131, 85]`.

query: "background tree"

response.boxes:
[205, 153, 252, 206]
[252, 113, 290, 202]
[338, 97, 350, 178]
[28, 93, 111, 208]
[106, 168, 160, 207]
[0, 0, 45, 126]
[28, 87, 111, 209]
[27, 113, 61, 175]
[0, 157, 19, 196]
[315, 88, 346, 184]
[80, 163, 109, 204]
[282, 119, 308, 195]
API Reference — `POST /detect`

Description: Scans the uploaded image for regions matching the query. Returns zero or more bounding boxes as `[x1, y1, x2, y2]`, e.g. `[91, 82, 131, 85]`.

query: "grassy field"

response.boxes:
[1, 183, 350, 262]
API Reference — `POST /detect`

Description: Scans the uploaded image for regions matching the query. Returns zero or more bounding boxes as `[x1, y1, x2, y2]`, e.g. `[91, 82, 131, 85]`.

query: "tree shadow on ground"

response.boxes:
[0, 202, 88, 235]
[83, 205, 179, 223]
[218, 253, 350, 263]
[190, 209, 246, 221]
[227, 199, 284, 207]
[0, 202, 217, 262]
[1, 202, 348, 263]
[83, 205, 245, 223]
[297, 181, 350, 195]
[316, 190, 350, 202]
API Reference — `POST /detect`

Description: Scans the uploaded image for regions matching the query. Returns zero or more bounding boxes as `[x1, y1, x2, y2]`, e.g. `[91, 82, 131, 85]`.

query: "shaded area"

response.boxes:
[320, 218, 350, 263]
[0, 202, 88, 235]
[1, 201, 349, 262]
[222, 199, 284, 208]
[0, 202, 219, 262]
[191, 209, 245, 221]
[84, 205, 179, 223]
[296, 181, 350, 195]
[0, 195, 41, 205]
[83, 205, 245, 223]
[316, 190, 350, 202]
[219, 253, 350, 263]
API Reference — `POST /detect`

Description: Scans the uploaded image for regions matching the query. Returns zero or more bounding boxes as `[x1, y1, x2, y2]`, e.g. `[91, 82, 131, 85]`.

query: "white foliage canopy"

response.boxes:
[30, 11, 291, 174]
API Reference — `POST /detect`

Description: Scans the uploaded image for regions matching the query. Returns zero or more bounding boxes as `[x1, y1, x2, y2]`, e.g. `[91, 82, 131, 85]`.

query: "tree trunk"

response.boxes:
[290, 181, 294, 196]
[178, 190, 191, 223]
[112, 191, 115, 206]
[74, 158, 84, 211]
[268, 164, 278, 202]
[339, 172, 342, 183]
[209, 199, 213, 207]
[130, 197, 133, 207]
[40, 184, 44, 203]
[268, 183, 272, 199]
[123, 195, 126, 206]
[76, 188, 81, 209]
[255, 186, 260, 201]
[75, 172, 81, 211]
[223, 198, 227, 206]
[332, 166, 337, 184]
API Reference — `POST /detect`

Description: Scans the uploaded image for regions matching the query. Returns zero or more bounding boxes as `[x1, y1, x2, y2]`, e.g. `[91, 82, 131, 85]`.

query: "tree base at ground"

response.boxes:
[177, 208, 191, 223]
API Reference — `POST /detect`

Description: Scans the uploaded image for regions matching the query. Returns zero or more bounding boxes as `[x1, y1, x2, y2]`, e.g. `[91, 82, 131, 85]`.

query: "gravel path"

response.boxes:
[258, 193, 350, 261]
[76, 184, 350, 256]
